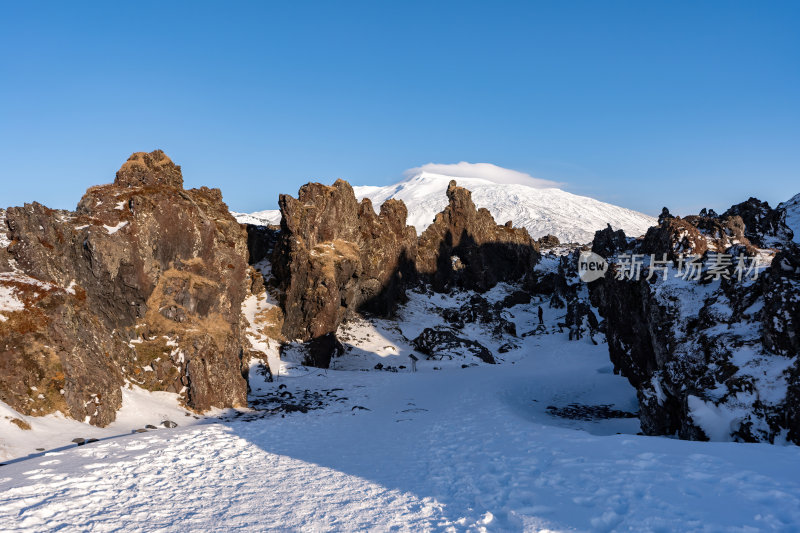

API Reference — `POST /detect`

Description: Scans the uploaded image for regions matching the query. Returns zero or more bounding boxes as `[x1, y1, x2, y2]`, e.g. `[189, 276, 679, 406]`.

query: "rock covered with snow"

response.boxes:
[779, 192, 800, 244]
[0, 151, 250, 426]
[639, 210, 755, 260]
[723, 197, 794, 248]
[588, 205, 800, 443]
[412, 327, 495, 364]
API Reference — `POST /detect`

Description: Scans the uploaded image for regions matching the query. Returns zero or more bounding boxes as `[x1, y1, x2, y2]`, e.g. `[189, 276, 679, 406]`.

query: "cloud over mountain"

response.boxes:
[404, 162, 563, 189]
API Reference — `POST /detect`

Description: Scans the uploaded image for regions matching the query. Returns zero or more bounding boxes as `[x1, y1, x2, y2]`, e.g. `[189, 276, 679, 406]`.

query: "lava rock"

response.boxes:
[0, 150, 250, 426]
[412, 327, 495, 364]
[415, 180, 539, 292]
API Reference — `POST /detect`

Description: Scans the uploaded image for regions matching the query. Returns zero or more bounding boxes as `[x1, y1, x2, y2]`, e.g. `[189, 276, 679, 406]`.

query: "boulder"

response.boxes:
[114, 150, 184, 189]
[537, 234, 560, 248]
[412, 327, 495, 364]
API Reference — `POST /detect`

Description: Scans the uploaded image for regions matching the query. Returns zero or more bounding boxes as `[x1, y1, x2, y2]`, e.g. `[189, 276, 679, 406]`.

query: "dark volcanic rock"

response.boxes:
[639, 211, 756, 261]
[416, 181, 539, 292]
[537, 234, 560, 248]
[591, 225, 628, 259]
[762, 242, 800, 357]
[412, 327, 495, 364]
[440, 294, 517, 338]
[0, 150, 250, 426]
[589, 205, 800, 444]
[243, 224, 279, 266]
[723, 197, 794, 248]
[279, 333, 345, 369]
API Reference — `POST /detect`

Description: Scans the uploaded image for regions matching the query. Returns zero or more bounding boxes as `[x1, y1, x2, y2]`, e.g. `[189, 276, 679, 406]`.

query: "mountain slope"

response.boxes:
[231, 209, 281, 226]
[353, 172, 656, 243]
[779, 192, 800, 243]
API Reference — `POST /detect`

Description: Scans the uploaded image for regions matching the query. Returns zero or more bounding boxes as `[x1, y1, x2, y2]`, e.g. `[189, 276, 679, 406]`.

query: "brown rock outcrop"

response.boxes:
[114, 149, 184, 189]
[271, 179, 540, 368]
[639, 212, 755, 260]
[416, 180, 539, 292]
[0, 150, 250, 425]
[273, 180, 417, 346]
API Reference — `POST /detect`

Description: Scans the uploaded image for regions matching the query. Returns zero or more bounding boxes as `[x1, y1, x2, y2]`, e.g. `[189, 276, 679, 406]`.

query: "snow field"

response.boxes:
[3, 286, 800, 531]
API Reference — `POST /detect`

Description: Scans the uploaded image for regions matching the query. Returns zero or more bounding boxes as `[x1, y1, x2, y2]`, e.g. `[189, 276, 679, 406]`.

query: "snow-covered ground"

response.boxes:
[3, 287, 800, 531]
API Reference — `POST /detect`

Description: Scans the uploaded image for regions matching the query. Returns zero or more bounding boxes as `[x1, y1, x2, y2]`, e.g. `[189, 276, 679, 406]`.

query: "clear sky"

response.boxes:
[1, 1, 798, 216]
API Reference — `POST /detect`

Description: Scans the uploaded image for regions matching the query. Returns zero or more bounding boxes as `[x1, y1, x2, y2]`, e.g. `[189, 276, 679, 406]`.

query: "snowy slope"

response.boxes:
[231, 209, 281, 226]
[354, 171, 657, 244]
[779, 192, 800, 243]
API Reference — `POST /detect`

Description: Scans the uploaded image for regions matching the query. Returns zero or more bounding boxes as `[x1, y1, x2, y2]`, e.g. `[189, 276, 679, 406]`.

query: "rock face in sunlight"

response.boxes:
[589, 205, 800, 443]
[0, 150, 250, 426]
[639, 210, 756, 260]
[271, 178, 541, 368]
[272, 179, 418, 352]
[723, 197, 794, 248]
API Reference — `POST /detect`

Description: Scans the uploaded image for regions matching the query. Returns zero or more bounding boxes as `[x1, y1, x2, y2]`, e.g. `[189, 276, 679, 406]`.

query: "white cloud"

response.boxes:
[404, 162, 563, 189]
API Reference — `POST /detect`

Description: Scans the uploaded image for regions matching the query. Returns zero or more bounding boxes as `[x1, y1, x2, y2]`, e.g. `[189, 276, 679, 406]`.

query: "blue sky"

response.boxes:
[1, 1, 798, 216]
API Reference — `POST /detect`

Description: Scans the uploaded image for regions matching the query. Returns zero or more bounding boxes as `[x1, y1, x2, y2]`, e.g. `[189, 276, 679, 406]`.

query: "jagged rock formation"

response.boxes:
[0, 150, 250, 426]
[588, 205, 800, 443]
[416, 180, 539, 292]
[272, 180, 417, 353]
[271, 179, 540, 367]
[639, 211, 756, 260]
[723, 197, 794, 248]
[591, 224, 628, 259]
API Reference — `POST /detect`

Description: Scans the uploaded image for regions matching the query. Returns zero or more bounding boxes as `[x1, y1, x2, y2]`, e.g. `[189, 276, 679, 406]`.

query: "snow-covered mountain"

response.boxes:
[231, 209, 281, 226]
[779, 192, 800, 243]
[356, 172, 657, 244]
